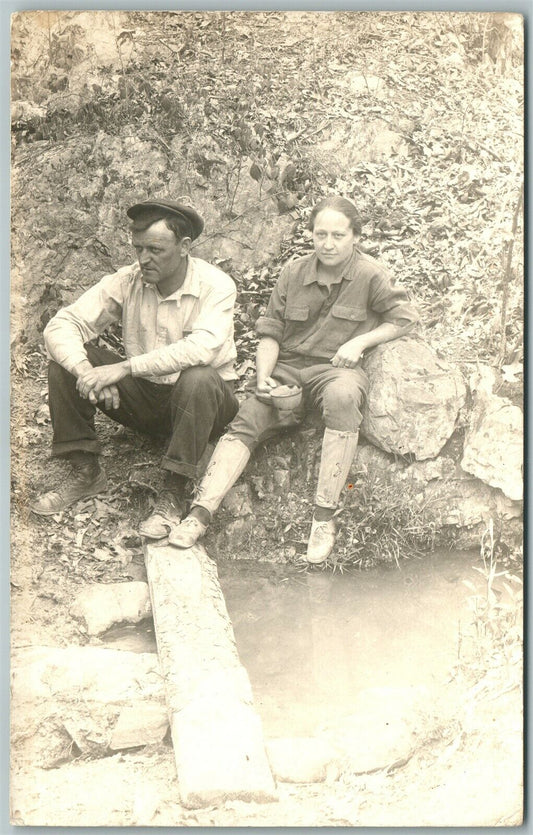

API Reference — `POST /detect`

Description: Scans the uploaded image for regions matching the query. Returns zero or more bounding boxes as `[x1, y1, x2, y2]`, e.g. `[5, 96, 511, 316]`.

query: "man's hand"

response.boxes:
[97, 385, 121, 410]
[256, 376, 278, 404]
[331, 337, 366, 369]
[77, 361, 131, 399]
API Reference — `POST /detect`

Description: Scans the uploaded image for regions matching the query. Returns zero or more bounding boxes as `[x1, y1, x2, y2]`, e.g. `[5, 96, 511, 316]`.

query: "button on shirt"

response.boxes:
[44, 256, 238, 385]
[255, 249, 418, 362]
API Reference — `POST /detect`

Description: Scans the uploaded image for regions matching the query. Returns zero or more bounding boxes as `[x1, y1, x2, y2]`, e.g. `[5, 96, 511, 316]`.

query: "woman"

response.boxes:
[169, 195, 418, 563]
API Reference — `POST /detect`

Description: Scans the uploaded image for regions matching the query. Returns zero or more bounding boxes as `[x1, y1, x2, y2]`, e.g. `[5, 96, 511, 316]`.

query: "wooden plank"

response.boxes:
[144, 541, 277, 809]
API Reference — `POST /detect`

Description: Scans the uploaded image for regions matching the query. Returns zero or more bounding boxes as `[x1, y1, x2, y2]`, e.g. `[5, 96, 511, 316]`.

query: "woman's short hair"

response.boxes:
[309, 196, 362, 236]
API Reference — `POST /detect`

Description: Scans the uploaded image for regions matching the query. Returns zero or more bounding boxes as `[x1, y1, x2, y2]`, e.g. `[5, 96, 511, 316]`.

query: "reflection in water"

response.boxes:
[219, 550, 485, 737]
[103, 550, 491, 739]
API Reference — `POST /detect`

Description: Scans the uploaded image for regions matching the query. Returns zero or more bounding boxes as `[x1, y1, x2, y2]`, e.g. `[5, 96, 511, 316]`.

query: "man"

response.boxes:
[30, 199, 239, 539]
[169, 195, 419, 563]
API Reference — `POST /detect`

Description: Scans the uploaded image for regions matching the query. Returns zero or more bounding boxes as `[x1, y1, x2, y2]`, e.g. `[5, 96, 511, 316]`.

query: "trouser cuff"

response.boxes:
[161, 456, 199, 479]
[51, 439, 102, 458]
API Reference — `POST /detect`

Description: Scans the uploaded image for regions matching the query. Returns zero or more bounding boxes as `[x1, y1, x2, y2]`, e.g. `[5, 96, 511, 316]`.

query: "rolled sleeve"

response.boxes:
[255, 315, 284, 342]
[129, 284, 236, 378]
[44, 266, 130, 374]
[254, 268, 288, 343]
[369, 273, 418, 330]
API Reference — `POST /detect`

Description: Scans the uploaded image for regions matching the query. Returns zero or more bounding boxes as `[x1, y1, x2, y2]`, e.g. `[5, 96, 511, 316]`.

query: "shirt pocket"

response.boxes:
[285, 305, 310, 322]
[282, 304, 310, 348]
[331, 304, 367, 323]
[320, 304, 368, 355]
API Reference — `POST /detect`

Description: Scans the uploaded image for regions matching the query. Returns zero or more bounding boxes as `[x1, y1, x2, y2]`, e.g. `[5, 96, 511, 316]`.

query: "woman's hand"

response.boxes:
[256, 376, 278, 404]
[331, 337, 366, 368]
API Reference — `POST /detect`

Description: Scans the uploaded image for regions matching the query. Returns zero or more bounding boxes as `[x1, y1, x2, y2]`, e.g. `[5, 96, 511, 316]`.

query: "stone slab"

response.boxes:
[144, 541, 277, 808]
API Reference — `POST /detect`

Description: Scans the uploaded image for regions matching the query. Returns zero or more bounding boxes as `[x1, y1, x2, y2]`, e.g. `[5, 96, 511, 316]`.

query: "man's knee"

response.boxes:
[172, 366, 219, 399]
[48, 359, 73, 390]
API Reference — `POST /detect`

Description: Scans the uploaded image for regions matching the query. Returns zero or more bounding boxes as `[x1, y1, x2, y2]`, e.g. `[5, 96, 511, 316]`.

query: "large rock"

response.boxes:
[403, 458, 522, 548]
[361, 338, 466, 460]
[11, 646, 167, 767]
[461, 367, 523, 501]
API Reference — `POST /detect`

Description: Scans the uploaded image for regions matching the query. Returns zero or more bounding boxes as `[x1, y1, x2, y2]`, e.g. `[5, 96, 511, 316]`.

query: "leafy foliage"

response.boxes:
[11, 12, 524, 573]
[11, 11, 523, 372]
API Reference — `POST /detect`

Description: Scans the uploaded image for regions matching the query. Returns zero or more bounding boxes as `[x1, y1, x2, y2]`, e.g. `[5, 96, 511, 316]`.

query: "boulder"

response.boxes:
[361, 338, 467, 460]
[461, 367, 523, 501]
[70, 581, 152, 636]
[398, 455, 522, 547]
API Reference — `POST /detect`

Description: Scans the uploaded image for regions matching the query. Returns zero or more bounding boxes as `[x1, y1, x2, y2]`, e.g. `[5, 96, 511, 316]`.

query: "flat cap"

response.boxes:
[127, 199, 204, 240]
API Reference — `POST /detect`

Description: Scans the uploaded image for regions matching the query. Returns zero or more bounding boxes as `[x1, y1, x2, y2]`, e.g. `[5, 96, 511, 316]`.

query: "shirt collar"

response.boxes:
[140, 257, 201, 300]
[302, 249, 358, 287]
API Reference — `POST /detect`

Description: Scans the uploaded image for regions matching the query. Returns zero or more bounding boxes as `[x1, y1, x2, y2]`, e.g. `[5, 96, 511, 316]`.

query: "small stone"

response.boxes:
[70, 581, 152, 636]
[321, 686, 426, 774]
[11, 646, 165, 766]
[272, 469, 290, 493]
[266, 737, 338, 783]
[109, 702, 169, 750]
[222, 484, 253, 517]
[222, 517, 253, 552]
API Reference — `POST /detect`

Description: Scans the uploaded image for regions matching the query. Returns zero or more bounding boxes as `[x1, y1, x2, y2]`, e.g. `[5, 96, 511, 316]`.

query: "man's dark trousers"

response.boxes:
[48, 344, 239, 479]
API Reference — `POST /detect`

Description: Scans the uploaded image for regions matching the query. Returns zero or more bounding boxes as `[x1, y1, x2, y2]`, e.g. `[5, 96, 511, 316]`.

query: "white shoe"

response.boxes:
[306, 517, 336, 564]
[168, 516, 207, 549]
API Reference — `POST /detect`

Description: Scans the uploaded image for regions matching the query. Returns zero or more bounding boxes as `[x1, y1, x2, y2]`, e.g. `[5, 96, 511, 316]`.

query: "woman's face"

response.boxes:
[312, 208, 358, 268]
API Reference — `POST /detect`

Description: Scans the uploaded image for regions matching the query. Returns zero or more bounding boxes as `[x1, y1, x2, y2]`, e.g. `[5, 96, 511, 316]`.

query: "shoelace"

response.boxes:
[55, 467, 98, 494]
[154, 493, 181, 517]
[312, 520, 334, 537]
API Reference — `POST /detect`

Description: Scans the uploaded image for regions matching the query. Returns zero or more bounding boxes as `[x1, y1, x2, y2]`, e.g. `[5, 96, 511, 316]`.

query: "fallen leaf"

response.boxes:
[501, 362, 523, 383]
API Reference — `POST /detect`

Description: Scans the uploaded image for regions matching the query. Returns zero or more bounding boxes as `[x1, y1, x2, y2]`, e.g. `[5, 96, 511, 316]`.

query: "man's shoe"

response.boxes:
[306, 517, 336, 564]
[30, 465, 107, 516]
[168, 516, 207, 549]
[139, 491, 185, 540]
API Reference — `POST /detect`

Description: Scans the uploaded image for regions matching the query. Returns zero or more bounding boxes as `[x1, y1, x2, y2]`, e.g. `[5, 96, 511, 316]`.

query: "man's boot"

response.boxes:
[307, 429, 359, 564]
[139, 473, 187, 540]
[169, 436, 251, 548]
[30, 452, 107, 516]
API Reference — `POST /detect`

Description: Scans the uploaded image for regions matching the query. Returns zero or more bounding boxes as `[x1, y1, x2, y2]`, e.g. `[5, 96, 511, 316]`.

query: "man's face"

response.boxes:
[132, 219, 188, 292]
[312, 209, 357, 268]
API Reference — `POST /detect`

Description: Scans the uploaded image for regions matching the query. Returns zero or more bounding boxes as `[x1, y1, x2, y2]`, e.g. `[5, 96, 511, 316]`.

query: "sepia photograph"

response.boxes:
[10, 10, 523, 827]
